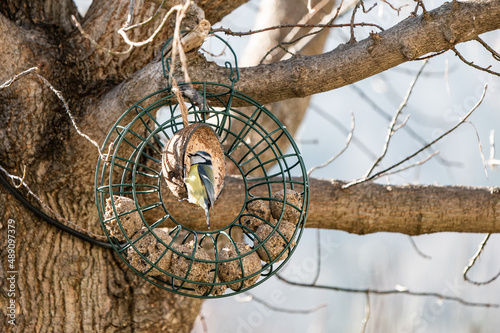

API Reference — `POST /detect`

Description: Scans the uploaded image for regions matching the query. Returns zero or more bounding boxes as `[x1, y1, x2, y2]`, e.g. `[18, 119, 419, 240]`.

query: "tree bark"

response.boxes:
[156, 176, 500, 234]
[0, 1, 234, 332]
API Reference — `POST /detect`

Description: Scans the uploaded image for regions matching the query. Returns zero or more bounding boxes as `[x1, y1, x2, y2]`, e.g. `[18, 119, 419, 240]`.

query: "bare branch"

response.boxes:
[212, 21, 384, 37]
[349, 0, 378, 44]
[344, 84, 488, 188]
[349, 84, 455, 167]
[381, 150, 439, 177]
[380, 0, 408, 14]
[258, 0, 346, 64]
[488, 130, 500, 169]
[241, 293, 328, 314]
[465, 121, 489, 178]
[475, 37, 500, 61]
[106, 0, 500, 110]
[1, 67, 106, 161]
[276, 274, 499, 308]
[411, 0, 427, 16]
[0, 67, 38, 89]
[71, 4, 174, 55]
[360, 292, 371, 333]
[408, 236, 432, 260]
[308, 112, 355, 177]
[309, 102, 377, 159]
[452, 45, 500, 77]
[364, 60, 428, 178]
[463, 234, 500, 285]
[414, 49, 449, 61]
[198, 312, 208, 333]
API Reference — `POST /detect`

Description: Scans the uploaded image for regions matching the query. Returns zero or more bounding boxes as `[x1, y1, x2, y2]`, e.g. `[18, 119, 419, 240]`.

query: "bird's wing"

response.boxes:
[198, 164, 215, 208]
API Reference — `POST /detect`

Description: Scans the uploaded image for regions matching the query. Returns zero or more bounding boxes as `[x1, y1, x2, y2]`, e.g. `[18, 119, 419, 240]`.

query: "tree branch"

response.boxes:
[154, 176, 500, 235]
[102, 0, 500, 113]
[305, 178, 500, 234]
[231, 0, 500, 103]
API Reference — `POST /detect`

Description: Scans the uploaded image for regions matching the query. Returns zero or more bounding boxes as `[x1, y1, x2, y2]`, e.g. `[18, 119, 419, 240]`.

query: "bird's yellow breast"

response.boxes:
[185, 164, 207, 208]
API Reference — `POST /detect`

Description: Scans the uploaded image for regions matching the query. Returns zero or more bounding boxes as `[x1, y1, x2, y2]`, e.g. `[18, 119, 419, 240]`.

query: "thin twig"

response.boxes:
[381, 150, 439, 177]
[310, 102, 377, 160]
[274, 0, 340, 60]
[199, 312, 209, 333]
[0, 67, 38, 88]
[365, 60, 428, 178]
[360, 292, 371, 333]
[122, 0, 167, 32]
[463, 234, 500, 285]
[308, 112, 355, 177]
[1, 66, 106, 161]
[71, 15, 133, 55]
[311, 228, 322, 285]
[263, 0, 336, 63]
[285, 0, 332, 42]
[349, 84, 456, 167]
[34, 73, 106, 160]
[200, 45, 227, 58]
[71, 1, 179, 55]
[276, 274, 499, 308]
[307, 0, 315, 13]
[488, 130, 500, 169]
[349, 0, 377, 43]
[349, 2, 361, 44]
[343, 84, 488, 188]
[452, 46, 500, 77]
[411, 0, 427, 16]
[245, 293, 328, 314]
[465, 121, 489, 178]
[408, 236, 432, 260]
[475, 37, 500, 61]
[212, 21, 384, 37]
[380, 0, 408, 14]
[414, 49, 448, 61]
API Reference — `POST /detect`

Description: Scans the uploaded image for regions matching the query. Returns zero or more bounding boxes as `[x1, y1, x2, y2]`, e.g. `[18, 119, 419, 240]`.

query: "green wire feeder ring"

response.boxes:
[94, 34, 309, 298]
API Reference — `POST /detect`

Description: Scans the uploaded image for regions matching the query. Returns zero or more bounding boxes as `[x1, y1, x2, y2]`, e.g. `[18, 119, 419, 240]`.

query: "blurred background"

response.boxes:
[76, 0, 500, 331]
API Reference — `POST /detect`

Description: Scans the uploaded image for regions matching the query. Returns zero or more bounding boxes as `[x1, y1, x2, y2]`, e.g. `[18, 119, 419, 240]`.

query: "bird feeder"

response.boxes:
[95, 33, 309, 298]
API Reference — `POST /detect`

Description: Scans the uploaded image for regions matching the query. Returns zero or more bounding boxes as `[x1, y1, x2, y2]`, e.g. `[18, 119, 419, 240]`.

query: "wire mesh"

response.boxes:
[94, 35, 309, 298]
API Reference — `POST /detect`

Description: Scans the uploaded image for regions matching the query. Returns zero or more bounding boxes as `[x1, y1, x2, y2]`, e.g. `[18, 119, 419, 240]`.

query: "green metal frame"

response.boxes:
[94, 34, 309, 298]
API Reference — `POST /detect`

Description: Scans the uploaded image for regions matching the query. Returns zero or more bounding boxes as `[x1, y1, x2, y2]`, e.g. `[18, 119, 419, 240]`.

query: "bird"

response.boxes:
[184, 151, 215, 229]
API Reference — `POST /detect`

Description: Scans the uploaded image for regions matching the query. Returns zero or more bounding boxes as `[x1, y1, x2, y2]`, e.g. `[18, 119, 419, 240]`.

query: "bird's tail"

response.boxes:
[205, 208, 210, 229]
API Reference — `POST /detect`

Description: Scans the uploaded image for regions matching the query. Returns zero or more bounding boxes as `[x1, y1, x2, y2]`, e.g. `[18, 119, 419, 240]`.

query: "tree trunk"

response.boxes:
[0, 1, 240, 331]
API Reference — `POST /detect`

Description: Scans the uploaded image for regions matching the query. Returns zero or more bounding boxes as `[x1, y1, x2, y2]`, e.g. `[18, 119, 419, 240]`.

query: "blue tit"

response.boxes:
[184, 151, 215, 229]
